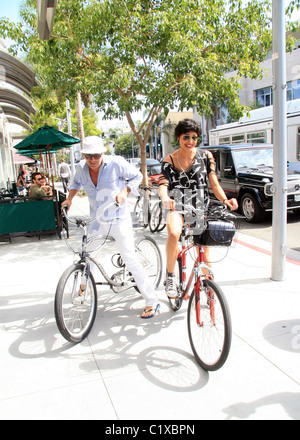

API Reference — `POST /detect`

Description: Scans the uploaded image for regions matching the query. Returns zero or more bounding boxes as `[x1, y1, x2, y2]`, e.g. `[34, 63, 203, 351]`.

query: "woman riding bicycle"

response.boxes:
[158, 119, 238, 299]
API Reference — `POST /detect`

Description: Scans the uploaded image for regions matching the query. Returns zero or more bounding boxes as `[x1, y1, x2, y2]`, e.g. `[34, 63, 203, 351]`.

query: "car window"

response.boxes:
[232, 148, 273, 169]
[148, 165, 162, 175]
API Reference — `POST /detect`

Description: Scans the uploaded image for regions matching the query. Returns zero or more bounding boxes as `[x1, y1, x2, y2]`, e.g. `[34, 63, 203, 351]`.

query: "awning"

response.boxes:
[13, 151, 35, 165]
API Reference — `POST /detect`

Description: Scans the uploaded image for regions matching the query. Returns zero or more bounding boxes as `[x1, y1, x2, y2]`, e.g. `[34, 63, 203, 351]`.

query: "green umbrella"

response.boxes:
[14, 124, 81, 153]
[14, 124, 81, 188]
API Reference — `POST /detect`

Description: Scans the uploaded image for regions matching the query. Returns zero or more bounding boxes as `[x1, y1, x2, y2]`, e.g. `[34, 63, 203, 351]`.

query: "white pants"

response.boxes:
[87, 216, 159, 307]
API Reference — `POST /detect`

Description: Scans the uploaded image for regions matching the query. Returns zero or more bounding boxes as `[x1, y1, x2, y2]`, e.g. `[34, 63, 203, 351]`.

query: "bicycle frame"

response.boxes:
[177, 228, 215, 327]
[63, 203, 134, 292]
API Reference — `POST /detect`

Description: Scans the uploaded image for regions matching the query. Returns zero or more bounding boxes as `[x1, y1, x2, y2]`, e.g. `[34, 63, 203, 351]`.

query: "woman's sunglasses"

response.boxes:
[182, 135, 199, 141]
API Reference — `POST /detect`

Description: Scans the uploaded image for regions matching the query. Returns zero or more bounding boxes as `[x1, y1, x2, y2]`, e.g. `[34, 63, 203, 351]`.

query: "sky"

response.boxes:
[1, 0, 24, 22]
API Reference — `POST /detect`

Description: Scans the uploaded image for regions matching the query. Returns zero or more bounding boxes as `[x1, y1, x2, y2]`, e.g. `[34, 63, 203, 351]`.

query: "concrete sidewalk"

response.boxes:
[0, 194, 299, 420]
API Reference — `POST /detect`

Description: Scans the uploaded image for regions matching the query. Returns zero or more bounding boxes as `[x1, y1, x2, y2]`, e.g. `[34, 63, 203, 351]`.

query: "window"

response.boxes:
[247, 131, 267, 144]
[256, 87, 273, 107]
[219, 136, 230, 145]
[287, 79, 300, 101]
[232, 134, 245, 144]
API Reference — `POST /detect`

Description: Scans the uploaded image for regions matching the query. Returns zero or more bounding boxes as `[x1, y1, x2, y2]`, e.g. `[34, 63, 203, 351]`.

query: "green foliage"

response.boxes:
[1, 0, 299, 183]
[114, 134, 135, 158]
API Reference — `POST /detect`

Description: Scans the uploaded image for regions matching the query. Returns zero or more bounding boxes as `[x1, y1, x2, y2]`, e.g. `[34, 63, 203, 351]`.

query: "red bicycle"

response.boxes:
[169, 204, 237, 371]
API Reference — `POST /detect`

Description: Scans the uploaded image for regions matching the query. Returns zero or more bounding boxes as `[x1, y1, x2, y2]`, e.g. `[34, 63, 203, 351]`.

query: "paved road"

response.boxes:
[239, 211, 300, 253]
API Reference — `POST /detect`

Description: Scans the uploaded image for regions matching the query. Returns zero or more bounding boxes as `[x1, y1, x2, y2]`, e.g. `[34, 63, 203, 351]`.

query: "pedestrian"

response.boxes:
[58, 159, 71, 193]
[158, 118, 238, 299]
[61, 136, 160, 319]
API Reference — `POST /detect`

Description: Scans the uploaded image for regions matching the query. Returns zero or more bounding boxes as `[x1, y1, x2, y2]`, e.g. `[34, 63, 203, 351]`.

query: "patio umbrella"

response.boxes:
[14, 124, 81, 188]
[14, 124, 81, 153]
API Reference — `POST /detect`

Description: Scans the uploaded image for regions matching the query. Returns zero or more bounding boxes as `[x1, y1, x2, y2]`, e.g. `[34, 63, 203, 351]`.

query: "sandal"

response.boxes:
[141, 304, 160, 319]
[79, 285, 86, 297]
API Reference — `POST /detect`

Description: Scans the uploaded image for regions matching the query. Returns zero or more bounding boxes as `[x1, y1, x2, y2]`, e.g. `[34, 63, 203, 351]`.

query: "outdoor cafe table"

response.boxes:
[0, 191, 69, 242]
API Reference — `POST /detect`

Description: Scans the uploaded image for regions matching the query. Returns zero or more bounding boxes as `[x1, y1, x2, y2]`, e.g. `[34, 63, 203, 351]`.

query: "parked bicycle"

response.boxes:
[55, 202, 163, 344]
[149, 200, 166, 233]
[134, 185, 159, 232]
[169, 203, 240, 371]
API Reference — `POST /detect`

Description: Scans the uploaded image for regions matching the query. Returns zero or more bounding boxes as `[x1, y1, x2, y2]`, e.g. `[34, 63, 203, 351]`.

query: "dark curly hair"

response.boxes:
[174, 119, 202, 139]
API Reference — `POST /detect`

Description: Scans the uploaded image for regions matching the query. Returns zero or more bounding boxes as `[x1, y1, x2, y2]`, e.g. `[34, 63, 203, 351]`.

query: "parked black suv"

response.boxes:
[199, 144, 300, 223]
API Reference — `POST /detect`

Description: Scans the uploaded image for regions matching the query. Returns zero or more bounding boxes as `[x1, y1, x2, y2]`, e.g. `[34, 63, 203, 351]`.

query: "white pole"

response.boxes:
[271, 0, 287, 281]
[66, 99, 75, 176]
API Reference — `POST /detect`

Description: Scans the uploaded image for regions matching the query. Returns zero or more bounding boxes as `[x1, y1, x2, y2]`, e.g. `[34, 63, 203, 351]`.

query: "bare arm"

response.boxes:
[61, 189, 79, 211]
[208, 152, 238, 210]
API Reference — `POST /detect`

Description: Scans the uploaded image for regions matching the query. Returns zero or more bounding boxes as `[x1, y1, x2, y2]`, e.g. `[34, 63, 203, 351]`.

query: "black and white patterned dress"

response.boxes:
[160, 149, 213, 232]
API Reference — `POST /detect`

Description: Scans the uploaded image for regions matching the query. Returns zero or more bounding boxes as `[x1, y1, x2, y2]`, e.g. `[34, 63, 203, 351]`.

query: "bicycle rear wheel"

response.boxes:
[149, 201, 166, 233]
[135, 236, 162, 290]
[55, 263, 97, 344]
[187, 279, 231, 371]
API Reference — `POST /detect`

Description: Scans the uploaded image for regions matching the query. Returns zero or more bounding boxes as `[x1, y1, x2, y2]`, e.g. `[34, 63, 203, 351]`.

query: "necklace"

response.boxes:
[176, 151, 196, 188]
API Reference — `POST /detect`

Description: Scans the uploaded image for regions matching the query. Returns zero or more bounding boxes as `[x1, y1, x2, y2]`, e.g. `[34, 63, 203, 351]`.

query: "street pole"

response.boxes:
[66, 99, 75, 176]
[271, 0, 287, 281]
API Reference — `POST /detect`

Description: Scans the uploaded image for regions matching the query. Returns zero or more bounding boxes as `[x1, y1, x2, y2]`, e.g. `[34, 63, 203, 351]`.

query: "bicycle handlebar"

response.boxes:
[62, 201, 120, 227]
[176, 203, 239, 222]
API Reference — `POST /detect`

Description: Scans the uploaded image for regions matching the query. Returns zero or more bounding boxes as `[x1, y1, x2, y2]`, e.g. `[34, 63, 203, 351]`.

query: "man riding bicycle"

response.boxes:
[62, 136, 160, 319]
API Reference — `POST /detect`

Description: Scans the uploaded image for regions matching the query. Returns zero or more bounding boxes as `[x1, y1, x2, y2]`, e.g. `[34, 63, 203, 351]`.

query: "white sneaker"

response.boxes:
[165, 275, 178, 299]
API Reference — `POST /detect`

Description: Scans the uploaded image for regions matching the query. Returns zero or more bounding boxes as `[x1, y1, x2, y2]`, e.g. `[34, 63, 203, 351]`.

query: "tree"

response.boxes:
[114, 134, 134, 158]
[1, 0, 299, 184]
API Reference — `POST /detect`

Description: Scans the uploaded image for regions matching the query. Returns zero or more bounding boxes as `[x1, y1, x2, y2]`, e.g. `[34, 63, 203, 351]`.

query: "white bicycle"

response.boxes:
[55, 202, 162, 343]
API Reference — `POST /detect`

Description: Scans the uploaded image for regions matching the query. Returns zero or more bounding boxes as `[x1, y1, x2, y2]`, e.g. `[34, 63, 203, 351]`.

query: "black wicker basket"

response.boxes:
[194, 220, 236, 247]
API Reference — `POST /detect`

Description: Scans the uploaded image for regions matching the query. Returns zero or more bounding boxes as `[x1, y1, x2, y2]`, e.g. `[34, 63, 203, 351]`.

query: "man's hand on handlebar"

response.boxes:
[61, 199, 72, 212]
[116, 187, 131, 205]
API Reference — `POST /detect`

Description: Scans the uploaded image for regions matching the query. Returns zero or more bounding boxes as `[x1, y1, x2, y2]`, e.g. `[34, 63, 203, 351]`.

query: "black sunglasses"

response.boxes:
[182, 135, 199, 141]
[85, 154, 103, 160]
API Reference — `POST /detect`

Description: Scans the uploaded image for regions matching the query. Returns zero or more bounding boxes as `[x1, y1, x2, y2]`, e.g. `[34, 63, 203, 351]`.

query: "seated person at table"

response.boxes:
[29, 172, 52, 200]
[40, 175, 53, 196]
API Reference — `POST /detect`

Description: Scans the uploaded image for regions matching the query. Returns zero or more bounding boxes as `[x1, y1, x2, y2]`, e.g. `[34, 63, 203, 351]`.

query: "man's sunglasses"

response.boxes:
[182, 135, 199, 141]
[85, 154, 103, 160]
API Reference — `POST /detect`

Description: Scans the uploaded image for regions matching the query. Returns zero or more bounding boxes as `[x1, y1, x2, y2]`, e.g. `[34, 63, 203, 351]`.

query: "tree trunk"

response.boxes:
[76, 91, 85, 146]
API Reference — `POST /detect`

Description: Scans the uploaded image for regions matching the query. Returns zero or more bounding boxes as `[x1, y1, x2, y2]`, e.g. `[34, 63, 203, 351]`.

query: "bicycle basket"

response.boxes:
[194, 220, 236, 247]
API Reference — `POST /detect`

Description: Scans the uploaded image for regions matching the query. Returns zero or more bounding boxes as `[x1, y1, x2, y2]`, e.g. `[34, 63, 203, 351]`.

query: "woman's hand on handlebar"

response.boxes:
[224, 198, 238, 211]
[161, 196, 175, 211]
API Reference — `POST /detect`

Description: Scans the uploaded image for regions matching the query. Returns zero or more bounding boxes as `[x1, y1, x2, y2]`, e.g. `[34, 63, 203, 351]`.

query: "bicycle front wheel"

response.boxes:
[55, 264, 98, 344]
[135, 236, 163, 290]
[187, 279, 232, 371]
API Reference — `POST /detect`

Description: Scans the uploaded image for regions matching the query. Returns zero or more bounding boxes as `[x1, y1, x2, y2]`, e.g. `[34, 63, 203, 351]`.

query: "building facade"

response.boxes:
[0, 45, 37, 188]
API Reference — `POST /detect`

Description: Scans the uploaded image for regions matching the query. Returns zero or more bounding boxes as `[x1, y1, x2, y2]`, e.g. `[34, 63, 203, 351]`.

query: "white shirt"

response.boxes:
[70, 155, 142, 230]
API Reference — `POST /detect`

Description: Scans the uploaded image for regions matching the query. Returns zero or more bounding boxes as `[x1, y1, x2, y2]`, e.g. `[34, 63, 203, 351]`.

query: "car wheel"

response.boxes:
[241, 193, 266, 223]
